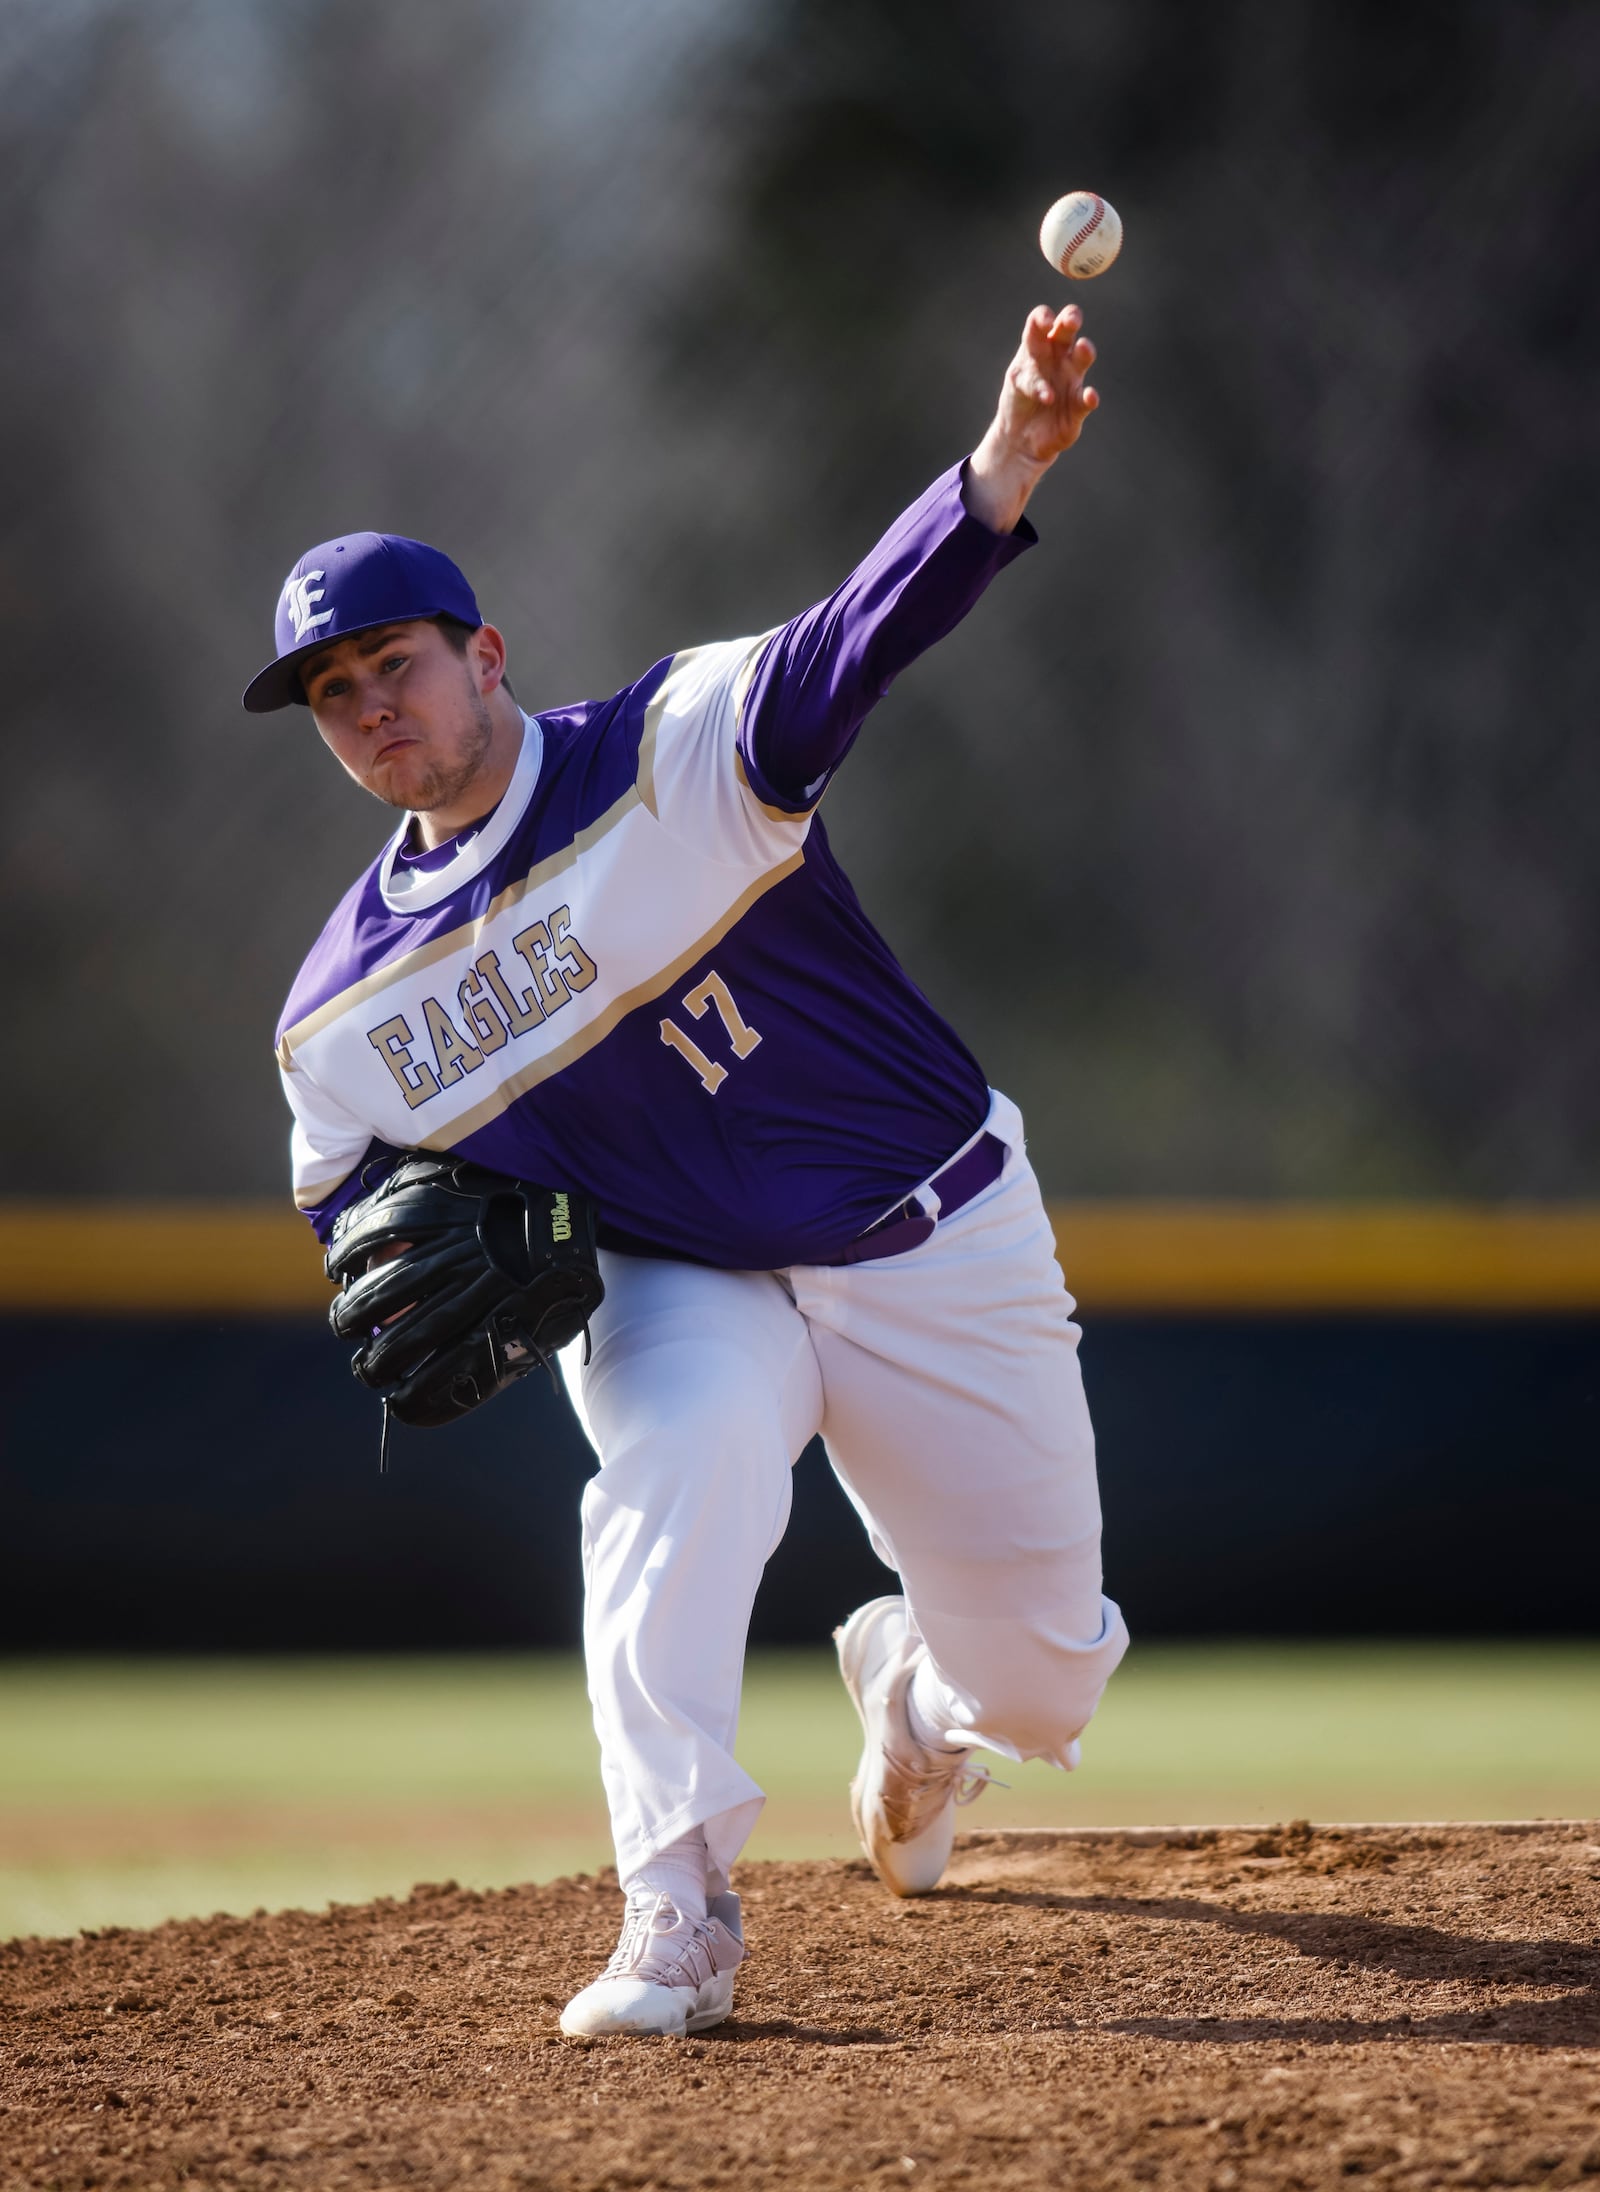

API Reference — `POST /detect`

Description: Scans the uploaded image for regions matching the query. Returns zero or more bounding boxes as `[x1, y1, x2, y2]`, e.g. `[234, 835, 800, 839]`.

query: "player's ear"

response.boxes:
[469, 622, 509, 695]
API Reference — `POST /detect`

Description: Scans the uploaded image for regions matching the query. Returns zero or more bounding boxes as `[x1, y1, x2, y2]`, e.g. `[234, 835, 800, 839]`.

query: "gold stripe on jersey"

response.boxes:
[729, 629, 823, 823]
[291, 1145, 367, 1212]
[638, 636, 778, 822]
[414, 847, 805, 1149]
[731, 626, 778, 727]
[634, 658, 668, 819]
[734, 748, 819, 825]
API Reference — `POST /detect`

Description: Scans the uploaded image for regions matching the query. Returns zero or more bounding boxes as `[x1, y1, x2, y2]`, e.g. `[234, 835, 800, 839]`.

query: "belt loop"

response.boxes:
[839, 1127, 1007, 1268]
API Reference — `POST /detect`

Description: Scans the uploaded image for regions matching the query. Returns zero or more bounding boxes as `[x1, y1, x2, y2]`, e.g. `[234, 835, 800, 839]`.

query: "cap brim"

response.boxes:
[241, 650, 314, 713]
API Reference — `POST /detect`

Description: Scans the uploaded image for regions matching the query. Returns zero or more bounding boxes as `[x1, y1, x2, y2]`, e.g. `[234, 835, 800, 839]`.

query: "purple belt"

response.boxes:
[837, 1131, 1008, 1267]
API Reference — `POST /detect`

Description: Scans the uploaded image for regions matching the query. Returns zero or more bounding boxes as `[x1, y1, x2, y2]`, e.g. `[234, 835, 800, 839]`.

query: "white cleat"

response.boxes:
[559, 1890, 745, 2038]
[835, 1595, 995, 1898]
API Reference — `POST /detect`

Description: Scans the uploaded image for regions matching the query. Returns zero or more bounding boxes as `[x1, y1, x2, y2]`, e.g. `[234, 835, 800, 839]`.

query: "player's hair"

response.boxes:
[436, 613, 516, 702]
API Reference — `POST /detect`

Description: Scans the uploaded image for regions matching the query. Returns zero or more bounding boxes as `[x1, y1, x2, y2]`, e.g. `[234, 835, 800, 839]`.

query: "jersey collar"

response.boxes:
[377, 712, 543, 914]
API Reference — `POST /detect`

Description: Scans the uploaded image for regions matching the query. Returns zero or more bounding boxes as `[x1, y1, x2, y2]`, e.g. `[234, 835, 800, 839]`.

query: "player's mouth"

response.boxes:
[372, 735, 418, 766]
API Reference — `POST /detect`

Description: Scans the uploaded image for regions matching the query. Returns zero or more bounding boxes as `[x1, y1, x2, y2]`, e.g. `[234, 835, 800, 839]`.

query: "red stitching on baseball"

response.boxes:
[1061, 195, 1105, 265]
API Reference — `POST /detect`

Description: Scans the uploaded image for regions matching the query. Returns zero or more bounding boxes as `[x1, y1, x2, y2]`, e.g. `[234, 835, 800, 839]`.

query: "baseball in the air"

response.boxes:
[1039, 190, 1122, 279]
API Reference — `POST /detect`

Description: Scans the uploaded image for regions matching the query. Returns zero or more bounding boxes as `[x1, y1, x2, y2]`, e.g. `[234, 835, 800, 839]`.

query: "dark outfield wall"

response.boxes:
[1, 1316, 1594, 1650]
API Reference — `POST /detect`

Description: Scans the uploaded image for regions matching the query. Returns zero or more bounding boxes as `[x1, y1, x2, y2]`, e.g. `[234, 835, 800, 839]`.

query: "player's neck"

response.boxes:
[412, 692, 525, 850]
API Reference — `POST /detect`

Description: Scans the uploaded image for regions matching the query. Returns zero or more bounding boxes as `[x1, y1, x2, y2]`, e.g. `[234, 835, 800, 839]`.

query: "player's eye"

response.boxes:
[317, 676, 348, 700]
[381, 653, 407, 673]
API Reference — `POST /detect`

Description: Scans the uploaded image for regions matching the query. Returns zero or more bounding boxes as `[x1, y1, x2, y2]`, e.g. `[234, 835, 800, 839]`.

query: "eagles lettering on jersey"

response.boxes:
[276, 464, 1035, 1270]
[362, 905, 598, 1112]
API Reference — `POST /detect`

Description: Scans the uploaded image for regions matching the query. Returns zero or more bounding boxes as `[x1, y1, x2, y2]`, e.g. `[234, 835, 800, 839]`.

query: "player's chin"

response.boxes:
[365, 745, 431, 805]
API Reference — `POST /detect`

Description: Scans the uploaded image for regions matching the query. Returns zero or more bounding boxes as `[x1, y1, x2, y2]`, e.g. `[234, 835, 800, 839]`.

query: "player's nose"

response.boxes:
[357, 689, 396, 733]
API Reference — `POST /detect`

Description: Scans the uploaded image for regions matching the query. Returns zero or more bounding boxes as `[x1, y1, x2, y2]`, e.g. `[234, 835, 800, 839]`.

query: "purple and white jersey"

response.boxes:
[276, 463, 1035, 1269]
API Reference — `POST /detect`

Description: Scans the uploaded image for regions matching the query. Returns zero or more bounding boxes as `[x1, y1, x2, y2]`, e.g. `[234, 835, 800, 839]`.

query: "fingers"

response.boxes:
[1015, 304, 1099, 401]
[1065, 336, 1096, 375]
[1047, 316, 1095, 376]
[1005, 299, 1103, 455]
[1027, 307, 1096, 370]
[1030, 303, 1086, 348]
[1025, 303, 1075, 361]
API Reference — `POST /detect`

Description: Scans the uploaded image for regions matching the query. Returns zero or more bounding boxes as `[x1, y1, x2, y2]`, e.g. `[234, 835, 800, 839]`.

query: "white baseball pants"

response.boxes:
[561, 1091, 1128, 1889]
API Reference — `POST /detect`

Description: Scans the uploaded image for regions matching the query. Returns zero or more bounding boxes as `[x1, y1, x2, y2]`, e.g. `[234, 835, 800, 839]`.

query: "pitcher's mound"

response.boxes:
[5, 1822, 1597, 2188]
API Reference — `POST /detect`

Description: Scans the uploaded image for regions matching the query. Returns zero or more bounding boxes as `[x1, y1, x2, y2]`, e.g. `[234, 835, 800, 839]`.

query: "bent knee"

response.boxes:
[928, 1597, 1130, 1764]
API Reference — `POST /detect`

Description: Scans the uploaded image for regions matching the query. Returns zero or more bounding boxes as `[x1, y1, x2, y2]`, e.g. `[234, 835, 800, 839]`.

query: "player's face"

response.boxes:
[302, 620, 500, 815]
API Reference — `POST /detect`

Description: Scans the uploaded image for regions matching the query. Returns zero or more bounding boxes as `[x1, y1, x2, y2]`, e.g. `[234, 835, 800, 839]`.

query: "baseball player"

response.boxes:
[252, 302, 1128, 2038]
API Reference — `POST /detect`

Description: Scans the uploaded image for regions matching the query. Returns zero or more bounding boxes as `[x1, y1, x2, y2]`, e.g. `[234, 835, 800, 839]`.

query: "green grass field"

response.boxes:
[2, 1644, 1595, 1942]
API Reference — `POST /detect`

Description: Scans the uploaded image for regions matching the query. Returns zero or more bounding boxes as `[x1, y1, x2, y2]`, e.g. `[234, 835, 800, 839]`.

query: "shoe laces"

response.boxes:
[602, 1894, 742, 1992]
[955, 1763, 1005, 1807]
[883, 1734, 1006, 1839]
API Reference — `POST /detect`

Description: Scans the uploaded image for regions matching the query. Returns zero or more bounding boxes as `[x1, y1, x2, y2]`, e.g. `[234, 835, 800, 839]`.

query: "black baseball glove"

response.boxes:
[325, 1153, 604, 1455]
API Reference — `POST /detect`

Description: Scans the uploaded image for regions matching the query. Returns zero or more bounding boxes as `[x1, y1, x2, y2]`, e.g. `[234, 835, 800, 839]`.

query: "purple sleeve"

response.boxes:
[736, 459, 1037, 811]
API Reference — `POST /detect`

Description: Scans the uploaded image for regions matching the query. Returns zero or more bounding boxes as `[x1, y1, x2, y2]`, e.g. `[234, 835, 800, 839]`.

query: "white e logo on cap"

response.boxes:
[285, 571, 335, 643]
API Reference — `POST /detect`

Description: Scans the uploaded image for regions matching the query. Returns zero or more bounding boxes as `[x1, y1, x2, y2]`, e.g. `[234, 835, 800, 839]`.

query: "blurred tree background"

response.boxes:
[3, 0, 1596, 1204]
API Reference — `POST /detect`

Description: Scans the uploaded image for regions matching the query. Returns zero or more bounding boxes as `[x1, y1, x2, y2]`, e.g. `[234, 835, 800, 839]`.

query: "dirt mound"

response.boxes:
[3, 1823, 1597, 2189]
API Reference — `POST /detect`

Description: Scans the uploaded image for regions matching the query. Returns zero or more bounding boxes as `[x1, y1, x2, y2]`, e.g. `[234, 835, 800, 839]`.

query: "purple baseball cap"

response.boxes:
[242, 532, 483, 713]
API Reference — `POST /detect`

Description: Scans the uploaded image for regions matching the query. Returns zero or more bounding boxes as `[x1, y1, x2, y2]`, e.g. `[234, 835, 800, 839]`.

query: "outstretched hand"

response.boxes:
[1000, 303, 1099, 460]
[965, 303, 1100, 535]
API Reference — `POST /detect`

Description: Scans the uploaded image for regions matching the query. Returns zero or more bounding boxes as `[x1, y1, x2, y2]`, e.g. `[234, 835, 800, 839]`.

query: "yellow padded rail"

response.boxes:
[2, 1202, 1600, 1314]
[0, 1205, 334, 1315]
[1048, 1203, 1600, 1312]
